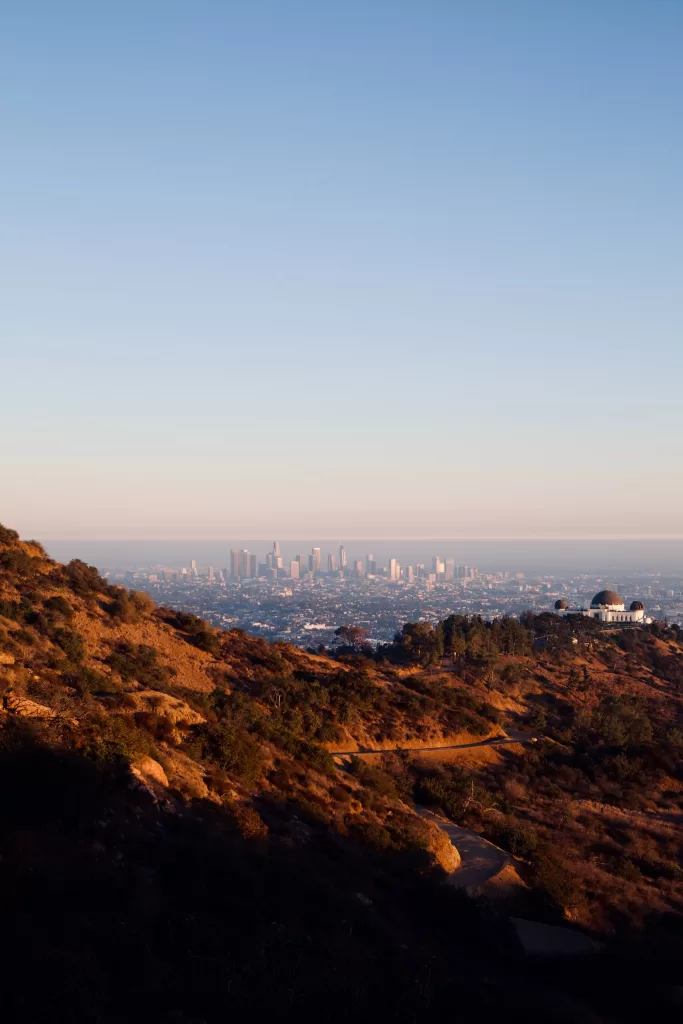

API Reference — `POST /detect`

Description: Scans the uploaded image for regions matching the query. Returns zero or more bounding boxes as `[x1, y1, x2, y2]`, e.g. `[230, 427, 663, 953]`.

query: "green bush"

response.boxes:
[530, 848, 581, 913]
[495, 819, 539, 858]
[414, 765, 474, 821]
[108, 589, 156, 624]
[350, 758, 402, 800]
[44, 595, 74, 618]
[64, 665, 118, 696]
[0, 549, 37, 576]
[64, 559, 109, 596]
[83, 714, 151, 765]
[106, 644, 174, 690]
[0, 523, 20, 545]
[54, 627, 85, 663]
[185, 721, 264, 786]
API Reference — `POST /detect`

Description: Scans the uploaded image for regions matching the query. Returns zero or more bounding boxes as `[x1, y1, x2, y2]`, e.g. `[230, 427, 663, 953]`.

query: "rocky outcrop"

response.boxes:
[4, 694, 57, 719]
[130, 756, 170, 799]
[425, 818, 462, 873]
[127, 691, 205, 727]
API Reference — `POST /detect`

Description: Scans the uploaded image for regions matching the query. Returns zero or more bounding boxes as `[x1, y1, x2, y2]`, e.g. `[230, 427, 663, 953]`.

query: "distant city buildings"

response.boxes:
[107, 542, 678, 652]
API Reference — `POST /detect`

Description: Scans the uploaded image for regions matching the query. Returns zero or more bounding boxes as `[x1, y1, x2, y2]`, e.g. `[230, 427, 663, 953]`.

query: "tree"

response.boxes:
[334, 625, 370, 651]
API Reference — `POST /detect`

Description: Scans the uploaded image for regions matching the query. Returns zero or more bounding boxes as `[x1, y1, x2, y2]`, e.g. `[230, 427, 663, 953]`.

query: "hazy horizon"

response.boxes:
[42, 537, 683, 576]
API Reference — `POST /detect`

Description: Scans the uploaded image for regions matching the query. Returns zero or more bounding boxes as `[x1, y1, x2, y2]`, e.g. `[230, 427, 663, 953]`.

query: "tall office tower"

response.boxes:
[310, 547, 321, 573]
[191, 560, 197, 572]
[290, 560, 300, 579]
[389, 558, 400, 582]
[445, 558, 455, 582]
[471, 567, 479, 579]
[406, 565, 415, 583]
[273, 540, 280, 559]
[237, 549, 250, 579]
[339, 544, 347, 570]
[248, 553, 257, 579]
[354, 559, 364, 576]
[207, 565, 215, 581]
[230, 550, 240, 579]
[275, 556, 283, 569]
[222, 567, 229, 582]
[416, 564, 425, 579]
[432, 556, 445, 576]
[366, 553, 376, 575]
[266, 552, 274, 569]
[327, 553, 337, 573]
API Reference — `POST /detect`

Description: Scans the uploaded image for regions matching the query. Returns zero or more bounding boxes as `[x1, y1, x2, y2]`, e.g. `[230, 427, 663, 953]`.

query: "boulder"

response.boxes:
[131, 756, 169, 791]
[5, 694, 57, 719]
[425, 819, 462, 873]
[128, 691, 205, 728]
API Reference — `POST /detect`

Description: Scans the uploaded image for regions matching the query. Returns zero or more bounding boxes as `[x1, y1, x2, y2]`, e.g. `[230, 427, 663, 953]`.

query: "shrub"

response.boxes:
[171, 611, 221, 654]
[299, 741, 337, 777]
[14, 628, 35, 646]
[108, 589, 156, 624]
[495, 819, 539, 858]
[530, 848, 581, 913]
[229, 802, 268, 839]
[185, 722, 264, 786]
[353, 819, 393, 851]
[54, 627, 85, 663]
[0, 600, 21, 621]
[414, 766, 474, 821]
[64, 559, 108, 596]
[134, 711, 176, 742]
[350, 758, 402, 800]
[44, 595, 74, 618]
[0, 523, 19, 545]
[82, 714, 151, 765]
[64, 665, 118, 697]
[106, 644, 174, 690]
[292, 796, 332, 825]
[0, 549, 36, 576]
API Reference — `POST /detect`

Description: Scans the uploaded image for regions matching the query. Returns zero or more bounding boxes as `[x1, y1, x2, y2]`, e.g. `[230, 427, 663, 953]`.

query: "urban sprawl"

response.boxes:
[102, 542, 683, 651]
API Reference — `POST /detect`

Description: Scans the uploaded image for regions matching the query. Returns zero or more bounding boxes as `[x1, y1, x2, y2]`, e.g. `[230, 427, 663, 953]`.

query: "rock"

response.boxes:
[425, 818, 462, 873]
[128, 691, 205, 728]
[5, 694, 57, 719]
[131, 755, 169, 790]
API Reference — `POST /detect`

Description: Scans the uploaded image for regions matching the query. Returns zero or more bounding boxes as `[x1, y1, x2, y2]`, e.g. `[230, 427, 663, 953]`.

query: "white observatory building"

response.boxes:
[554, 590, 650, 624]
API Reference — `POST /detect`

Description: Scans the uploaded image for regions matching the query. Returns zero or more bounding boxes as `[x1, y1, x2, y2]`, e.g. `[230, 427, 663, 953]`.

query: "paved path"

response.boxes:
[419, 809, 510, 889]
[331, 728, 535, 759]
[334, 728, 537, 889]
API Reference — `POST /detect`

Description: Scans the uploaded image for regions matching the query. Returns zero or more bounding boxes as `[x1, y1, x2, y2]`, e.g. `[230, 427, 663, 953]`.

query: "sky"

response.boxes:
[1, 1, 682, 540]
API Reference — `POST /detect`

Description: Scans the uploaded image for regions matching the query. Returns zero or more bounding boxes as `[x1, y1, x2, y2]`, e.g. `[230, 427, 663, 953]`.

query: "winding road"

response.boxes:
[334, 728, 537, 889]
[420, 809, 511, 888]
[331, 728, 535, 759]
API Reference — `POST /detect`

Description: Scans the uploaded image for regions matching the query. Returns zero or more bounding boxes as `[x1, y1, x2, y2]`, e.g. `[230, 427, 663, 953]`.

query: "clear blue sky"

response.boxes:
[2, 1, 681, 539]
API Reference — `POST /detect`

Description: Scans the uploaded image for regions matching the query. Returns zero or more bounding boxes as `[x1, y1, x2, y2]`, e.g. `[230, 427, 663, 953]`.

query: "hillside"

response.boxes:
[1, 522, 683, 1022]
